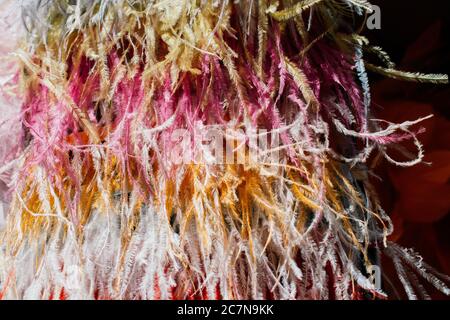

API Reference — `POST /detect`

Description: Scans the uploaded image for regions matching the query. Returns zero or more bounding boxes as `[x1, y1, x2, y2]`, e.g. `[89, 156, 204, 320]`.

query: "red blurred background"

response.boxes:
[367, 0, 450, 299]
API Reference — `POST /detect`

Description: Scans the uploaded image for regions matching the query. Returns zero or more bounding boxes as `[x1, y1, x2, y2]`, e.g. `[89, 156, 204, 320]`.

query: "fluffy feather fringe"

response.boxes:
[0, 0, 448, 299]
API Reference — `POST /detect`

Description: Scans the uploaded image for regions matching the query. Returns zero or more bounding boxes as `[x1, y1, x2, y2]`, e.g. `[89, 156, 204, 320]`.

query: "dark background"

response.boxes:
[369, 0, 450, 62]
[365, 0, 450, 299]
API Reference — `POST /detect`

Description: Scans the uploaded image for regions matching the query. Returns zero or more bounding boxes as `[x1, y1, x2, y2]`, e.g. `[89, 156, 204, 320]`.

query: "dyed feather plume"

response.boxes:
[0, 0, 449, 299]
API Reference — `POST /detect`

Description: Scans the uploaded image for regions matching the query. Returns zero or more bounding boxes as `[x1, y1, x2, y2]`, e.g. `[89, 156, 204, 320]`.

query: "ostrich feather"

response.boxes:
[0, 0, 448, 300]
